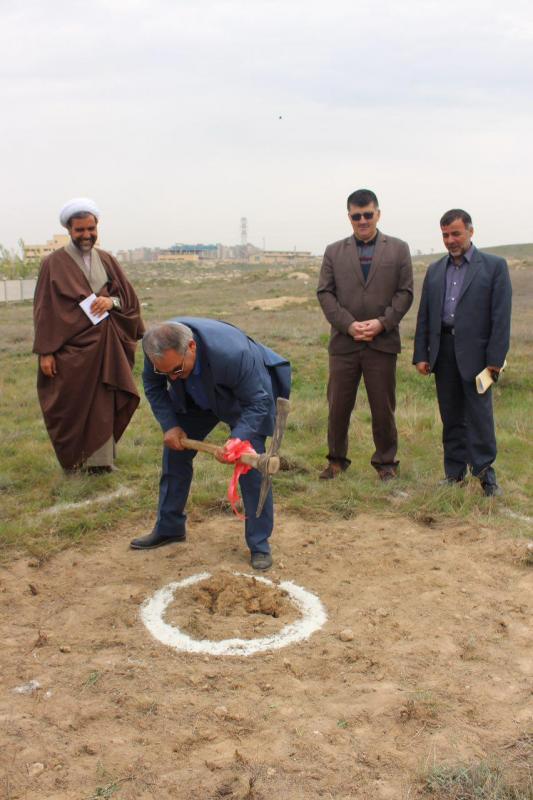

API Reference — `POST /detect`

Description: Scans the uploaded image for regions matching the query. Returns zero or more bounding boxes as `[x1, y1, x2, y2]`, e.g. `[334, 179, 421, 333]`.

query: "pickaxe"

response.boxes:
[181, 397, 290, 517]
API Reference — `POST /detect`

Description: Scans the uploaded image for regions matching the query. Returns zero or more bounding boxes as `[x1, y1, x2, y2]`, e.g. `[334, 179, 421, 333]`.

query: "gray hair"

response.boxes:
[142, 322, 194, 360]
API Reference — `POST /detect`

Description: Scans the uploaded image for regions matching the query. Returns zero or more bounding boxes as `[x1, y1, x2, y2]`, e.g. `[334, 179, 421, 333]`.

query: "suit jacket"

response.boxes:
[317, 230, 414, 355]
[413, 248, 512, 380]
[143, 317, 291, 441]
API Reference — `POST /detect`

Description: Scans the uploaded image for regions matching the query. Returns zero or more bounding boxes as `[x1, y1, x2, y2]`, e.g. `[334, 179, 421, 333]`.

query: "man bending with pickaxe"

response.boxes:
[130, 318, 291, 571]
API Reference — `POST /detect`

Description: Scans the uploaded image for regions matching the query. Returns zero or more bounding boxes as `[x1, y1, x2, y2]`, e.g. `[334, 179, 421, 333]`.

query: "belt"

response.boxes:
[441, 325, 455, 335]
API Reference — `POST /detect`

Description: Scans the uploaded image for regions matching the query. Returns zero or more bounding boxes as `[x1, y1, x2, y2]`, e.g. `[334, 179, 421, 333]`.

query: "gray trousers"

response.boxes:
[85, 437, 115, 467]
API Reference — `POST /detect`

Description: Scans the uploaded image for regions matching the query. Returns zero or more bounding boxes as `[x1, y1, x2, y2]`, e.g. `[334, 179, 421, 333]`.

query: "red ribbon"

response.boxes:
[221, 438, 257, 518]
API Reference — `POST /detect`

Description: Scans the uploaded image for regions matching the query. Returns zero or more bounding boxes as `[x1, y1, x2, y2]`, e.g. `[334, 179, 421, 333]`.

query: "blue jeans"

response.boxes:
[155, 408, 273, 555]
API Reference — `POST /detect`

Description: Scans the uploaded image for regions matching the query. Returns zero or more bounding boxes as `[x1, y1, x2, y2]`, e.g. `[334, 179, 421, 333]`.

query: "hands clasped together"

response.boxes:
[348, 318, 384, 342]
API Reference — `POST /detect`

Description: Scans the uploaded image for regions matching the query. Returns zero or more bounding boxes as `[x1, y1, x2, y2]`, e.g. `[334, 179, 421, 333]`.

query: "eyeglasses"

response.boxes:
[350, 212, 375, 221]
[153, 363, 185, 378]
[153, 353, 187, 378]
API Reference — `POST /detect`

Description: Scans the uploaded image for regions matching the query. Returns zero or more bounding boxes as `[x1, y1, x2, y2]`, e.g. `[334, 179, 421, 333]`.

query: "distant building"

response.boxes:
[111, 241, 316, 266]
[157, 251, 200, 263]
[215, 243, 264, 261]
[117, 247, 161, 263]
[24, 234, 69, 262]
[170, 243, 218, 259]
[250, 249, 313, 264]
[156, 243, 218, 263]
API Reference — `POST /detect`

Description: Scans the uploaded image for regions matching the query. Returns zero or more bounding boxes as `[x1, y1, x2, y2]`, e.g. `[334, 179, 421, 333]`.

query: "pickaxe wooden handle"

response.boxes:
[181, 398, 290, 517]
[181, 438, 280, 474]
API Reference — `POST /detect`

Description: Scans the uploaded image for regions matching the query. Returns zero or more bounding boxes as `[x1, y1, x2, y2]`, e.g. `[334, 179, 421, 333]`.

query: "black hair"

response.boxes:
[440, 209, 472, 227]
[347, 189, 379, 209]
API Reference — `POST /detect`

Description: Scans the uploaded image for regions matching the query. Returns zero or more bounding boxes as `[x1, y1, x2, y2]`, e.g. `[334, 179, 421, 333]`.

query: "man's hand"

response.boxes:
[348, 319, 384, 341]
[163, 426, 188, 450]
[416, 361, 431, 375]
[90, 295, 113, 317]
[348, 321, 373, 341]
[487, 366, 501, 382]
[359, 318, 384, 339]
[39, 354, 57, 377]
[215, 440, 231, 463]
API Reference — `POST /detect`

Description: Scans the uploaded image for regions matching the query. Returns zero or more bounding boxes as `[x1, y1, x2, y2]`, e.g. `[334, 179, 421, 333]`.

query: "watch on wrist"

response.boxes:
[111, 297, 120, 310]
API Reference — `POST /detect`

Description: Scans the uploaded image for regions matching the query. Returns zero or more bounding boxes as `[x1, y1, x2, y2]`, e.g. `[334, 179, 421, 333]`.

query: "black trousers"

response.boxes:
[326, 348, 398, 470]
[434, 332, 497, 479]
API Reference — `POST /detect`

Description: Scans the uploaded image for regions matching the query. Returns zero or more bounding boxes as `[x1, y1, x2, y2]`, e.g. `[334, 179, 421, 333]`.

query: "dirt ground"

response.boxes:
[1, 511, 531, 799]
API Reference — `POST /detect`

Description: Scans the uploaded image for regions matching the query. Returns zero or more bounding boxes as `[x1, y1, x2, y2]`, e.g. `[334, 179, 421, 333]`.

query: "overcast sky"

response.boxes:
[1, 0, 532, 255]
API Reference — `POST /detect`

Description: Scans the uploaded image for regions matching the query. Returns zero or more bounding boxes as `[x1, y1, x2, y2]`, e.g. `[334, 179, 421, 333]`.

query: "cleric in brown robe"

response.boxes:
[33, 198, 145, 473]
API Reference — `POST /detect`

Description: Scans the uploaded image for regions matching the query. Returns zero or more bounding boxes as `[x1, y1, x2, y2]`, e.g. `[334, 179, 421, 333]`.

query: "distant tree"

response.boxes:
[0, 241, 38, 279]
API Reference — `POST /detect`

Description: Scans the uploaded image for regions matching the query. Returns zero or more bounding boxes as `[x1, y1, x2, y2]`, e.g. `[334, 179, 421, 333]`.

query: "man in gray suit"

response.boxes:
[317, 189, 413, 480]
[413, 209, 512, 496]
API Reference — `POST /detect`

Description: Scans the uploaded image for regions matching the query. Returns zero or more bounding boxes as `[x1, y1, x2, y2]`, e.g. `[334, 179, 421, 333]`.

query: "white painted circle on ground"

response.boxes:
[140, 571, 327, 656]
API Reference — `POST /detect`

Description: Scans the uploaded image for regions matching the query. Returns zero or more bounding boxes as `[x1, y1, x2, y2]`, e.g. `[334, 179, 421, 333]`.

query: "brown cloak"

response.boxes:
[33, 247, 145, 469]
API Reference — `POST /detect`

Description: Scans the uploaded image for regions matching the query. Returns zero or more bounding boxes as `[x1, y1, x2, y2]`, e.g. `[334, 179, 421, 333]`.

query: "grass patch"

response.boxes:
[422, 759, 533, 799]
[1, 261, 532, 560]
[400, 689, 441, 725]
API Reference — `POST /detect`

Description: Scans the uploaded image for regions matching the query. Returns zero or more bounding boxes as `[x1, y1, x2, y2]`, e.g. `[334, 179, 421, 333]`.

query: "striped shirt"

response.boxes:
[354, 234, 377, 282]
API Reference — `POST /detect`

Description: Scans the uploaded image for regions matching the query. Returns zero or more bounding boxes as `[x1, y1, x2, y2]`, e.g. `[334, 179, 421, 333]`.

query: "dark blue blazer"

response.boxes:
[143, 317, 291, 440]
[413, 248, 512, 381]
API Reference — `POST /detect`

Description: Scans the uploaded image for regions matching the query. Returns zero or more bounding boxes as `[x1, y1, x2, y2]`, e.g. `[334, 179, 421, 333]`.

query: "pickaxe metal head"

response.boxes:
[256, 397, 290, 517]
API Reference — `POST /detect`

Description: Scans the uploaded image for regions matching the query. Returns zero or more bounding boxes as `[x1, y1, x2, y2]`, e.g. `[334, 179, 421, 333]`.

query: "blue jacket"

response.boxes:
[413, 248, 512, 380]
[143, 317, 291, 440]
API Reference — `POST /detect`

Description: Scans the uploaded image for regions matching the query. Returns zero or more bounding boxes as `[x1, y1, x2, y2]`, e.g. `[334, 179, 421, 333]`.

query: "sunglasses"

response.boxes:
[350, 212, 375, 221]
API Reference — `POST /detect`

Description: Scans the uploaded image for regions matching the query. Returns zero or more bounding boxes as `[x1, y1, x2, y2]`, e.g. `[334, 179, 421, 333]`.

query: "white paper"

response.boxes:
[79, 293, 109, 325]
[475, 360, 507, 394]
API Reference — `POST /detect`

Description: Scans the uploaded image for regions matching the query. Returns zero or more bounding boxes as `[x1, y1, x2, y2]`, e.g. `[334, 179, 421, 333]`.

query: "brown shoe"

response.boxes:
[377, 467, 398, 482]
[319, 461, 346, 480]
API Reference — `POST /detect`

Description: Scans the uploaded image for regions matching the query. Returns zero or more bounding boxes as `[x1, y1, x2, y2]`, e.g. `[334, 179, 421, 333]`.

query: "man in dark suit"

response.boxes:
[413, 209, 512, 496]
[130, 318, 291, 570]
[317, 188, 413, 480]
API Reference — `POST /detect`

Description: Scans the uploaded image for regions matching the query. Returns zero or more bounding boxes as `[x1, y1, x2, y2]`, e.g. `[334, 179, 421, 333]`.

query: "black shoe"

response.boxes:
[481, 481, 503, 497]
[251, 552, 273, 571]
[477, 466, 502, 497]
[130, 529, 186, 550]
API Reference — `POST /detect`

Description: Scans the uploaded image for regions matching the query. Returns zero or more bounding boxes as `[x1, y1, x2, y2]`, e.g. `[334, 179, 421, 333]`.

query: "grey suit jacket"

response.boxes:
[317, 230, 414, 355]
[412, 248, 512, 381]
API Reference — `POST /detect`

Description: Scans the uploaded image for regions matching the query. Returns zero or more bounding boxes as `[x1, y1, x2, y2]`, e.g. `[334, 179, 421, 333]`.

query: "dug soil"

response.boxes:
[0, 512, 531, 799]
[166, 573, 297, 640]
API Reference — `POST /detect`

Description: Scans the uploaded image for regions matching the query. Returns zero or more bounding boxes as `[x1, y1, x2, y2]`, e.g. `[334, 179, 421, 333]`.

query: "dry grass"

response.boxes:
[1, 257, 532, 561]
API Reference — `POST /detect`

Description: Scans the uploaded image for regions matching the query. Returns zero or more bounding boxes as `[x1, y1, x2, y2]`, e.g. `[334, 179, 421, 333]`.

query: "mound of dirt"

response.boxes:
[247, 296, 309, 310]
[164, 571, 298, 640]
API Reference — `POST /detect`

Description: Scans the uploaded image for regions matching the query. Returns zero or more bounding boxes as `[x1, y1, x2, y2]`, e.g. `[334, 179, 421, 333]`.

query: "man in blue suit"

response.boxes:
[130, 318, 291, 569]
[413, 209, 512, 496]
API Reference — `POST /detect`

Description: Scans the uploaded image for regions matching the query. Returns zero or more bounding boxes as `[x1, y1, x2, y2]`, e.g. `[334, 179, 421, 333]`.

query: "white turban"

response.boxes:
[59, 197, 100, 228]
